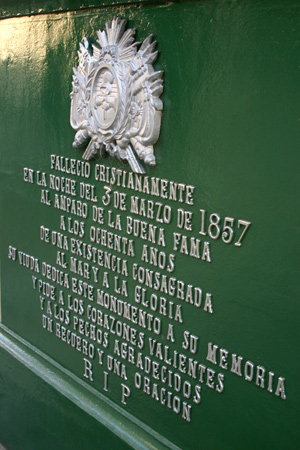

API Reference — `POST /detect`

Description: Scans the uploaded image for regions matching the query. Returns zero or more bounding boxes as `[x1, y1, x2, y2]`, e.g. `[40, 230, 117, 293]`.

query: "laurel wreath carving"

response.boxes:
[70, 17, 163, 173]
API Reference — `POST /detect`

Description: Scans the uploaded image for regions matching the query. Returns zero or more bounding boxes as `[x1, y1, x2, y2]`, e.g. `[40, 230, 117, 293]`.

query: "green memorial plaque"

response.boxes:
[0, 1, 299, 449]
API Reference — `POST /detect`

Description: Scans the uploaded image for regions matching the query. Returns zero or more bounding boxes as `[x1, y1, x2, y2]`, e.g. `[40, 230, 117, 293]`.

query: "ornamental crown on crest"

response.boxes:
[70, 17, 163, 174]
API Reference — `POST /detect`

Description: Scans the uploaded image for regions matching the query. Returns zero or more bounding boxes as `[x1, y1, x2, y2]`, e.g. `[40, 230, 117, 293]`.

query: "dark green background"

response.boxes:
[0, 1, 299, 449]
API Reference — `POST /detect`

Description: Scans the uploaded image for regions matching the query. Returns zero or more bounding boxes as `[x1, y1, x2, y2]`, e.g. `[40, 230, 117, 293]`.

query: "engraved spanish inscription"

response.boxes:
[9, 151, 287, 427]
[8, 18, 287, 427]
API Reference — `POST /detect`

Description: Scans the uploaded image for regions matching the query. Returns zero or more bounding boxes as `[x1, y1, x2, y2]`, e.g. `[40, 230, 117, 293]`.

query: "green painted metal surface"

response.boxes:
[0, 344, 134, 450]
[0, 0, 167, 19]
[0, 1, 300, 448]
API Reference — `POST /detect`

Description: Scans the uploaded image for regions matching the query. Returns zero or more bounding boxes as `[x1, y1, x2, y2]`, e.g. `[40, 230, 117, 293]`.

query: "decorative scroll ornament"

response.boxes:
[70, 17, 163, 174]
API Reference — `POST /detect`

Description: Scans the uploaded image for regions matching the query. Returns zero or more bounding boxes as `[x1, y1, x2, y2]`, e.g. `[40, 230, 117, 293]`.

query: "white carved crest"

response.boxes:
[70, 17, 163, 173]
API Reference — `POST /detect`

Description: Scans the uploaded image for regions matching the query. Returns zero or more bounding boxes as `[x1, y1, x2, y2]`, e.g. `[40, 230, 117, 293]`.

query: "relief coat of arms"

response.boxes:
[70, 17, 163, 174]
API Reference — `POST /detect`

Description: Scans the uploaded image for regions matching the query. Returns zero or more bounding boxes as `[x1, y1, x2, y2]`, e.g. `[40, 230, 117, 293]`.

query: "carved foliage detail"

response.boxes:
[70, 17, 163, 173]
